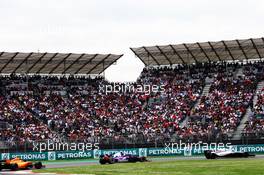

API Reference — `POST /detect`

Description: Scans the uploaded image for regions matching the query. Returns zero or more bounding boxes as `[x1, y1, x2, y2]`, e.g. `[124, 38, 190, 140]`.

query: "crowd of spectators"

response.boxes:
[0, 96, 58, 144]
[1, 61, 264, 145]
[243, 88, 264, 137]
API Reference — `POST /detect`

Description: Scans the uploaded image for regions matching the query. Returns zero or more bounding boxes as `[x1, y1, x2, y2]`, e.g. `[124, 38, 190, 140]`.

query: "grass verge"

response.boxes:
[34, 158, 264, 175]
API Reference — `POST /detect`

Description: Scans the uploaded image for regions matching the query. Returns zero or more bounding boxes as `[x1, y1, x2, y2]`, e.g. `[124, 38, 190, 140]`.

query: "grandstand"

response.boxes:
[0, 37, 264, 152]
[131, 37, 264, 143]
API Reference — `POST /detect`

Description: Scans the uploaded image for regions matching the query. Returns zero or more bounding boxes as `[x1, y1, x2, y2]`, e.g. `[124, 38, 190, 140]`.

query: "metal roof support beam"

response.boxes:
[0, 52, 19, 73]
[142, 46, 160, 65]
[196, 42, 211, 62]
[26, 52, 47, 73]
[36, 53, 59, 74]
[236, 40, 249, 60]
[99, 54, 123, 74]
[130, 48, 147, 66]
[156, 46, 172, 65]
[74, 54, 98, 74]
[49, 53, 72, 74]
[87, 54, 111, 74]
[0, 52, 5, 57]
[12, 52, 33, 74]
[183, 44, 198, 63]
[221, 41, 235, 61]
[169, 44, 186, 64]
[261, 37, 264, 60]
[250, 38, 262, 58]
[208, 42, 222, 61]
[62, 53, 86, 74]
[0, 51, 5, 65]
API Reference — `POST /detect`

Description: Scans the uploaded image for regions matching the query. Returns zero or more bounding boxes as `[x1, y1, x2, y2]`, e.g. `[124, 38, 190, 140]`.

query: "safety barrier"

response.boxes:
[1, 144, 264, 161]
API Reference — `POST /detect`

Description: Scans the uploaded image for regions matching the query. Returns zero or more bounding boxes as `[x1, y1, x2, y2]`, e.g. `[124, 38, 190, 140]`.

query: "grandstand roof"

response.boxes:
[131, 37, 264, 66]
[0, 52, 123, 75]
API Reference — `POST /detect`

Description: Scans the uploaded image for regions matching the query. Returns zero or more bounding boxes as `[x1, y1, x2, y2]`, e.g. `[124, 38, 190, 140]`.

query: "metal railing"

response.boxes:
[1, 131, 264, 153]
[0, 133, 245, 153]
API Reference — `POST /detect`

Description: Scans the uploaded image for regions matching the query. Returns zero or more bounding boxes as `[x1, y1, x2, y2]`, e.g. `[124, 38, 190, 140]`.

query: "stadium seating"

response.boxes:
[0, 96, 58, 144]
[0, 61, 264, 145]
[243, 88, 264, 138]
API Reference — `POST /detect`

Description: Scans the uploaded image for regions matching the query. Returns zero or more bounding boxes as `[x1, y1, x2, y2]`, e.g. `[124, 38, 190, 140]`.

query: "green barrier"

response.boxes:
[2, 144, 264, 161]
[236, 144, 264, 153]
[147, 147, 184, 156]
[1, 152, 48, 161]
[96, 148, 139, 157]
[56, 150, 93, 160]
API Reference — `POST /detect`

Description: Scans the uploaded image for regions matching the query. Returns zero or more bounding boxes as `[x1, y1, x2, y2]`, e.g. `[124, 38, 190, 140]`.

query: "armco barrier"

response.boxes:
[1, 144, 264, 161]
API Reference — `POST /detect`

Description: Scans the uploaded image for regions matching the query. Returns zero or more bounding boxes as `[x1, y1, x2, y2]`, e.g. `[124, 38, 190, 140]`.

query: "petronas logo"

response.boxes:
[48, 152, 56, 160]
[93, 150, 102, 159]
[1, 153, 10, 160]
[139, 148, 147, 157]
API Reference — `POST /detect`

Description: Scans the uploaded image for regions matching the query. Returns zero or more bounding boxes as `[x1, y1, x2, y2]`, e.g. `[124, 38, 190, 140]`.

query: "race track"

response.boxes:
[2, 155, 264, 175]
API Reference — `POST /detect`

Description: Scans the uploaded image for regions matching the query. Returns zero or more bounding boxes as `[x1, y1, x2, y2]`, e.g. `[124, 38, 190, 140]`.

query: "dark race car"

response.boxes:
[204, 149, 255, 159]
[99, 153, 148, 164]
[0, 157, 44, 171]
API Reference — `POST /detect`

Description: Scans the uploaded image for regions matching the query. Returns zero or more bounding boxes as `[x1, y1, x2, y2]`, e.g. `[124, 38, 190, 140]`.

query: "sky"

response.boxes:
[0, 0, 263, 82]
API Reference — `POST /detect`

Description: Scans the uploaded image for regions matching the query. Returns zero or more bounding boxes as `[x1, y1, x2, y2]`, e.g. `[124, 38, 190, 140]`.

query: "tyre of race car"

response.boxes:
[243, 152, 249, 157]
[34, 162, 43, 169]
[99, 159, 106, 164]
[27, 164, 33, 169]
[210, 154, 216, 159]
[10, 163, 18, 171]
[139, 157, 146, 162]
[204, 150, 212, 159]
[108, 157, 114, 164]
[0, 164, 2, 171]
[128, 157, 137, 162]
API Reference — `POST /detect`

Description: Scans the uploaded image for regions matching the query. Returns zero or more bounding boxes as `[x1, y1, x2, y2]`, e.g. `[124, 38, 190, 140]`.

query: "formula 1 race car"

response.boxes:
[0, 157, 44, 171]
[204, 149, 255, 159]
[99, 153, 148, 164]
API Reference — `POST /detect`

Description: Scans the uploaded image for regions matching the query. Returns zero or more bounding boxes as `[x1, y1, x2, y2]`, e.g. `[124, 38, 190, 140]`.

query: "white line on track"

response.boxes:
[1, 170, 93, 175]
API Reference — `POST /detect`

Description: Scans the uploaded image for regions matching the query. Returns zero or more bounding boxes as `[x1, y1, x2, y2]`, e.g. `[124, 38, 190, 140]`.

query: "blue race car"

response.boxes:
[99, 152, 147, 164]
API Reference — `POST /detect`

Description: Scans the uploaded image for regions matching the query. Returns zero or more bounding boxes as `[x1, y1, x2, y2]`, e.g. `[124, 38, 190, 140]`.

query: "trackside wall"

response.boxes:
[1, 144, 264, 161]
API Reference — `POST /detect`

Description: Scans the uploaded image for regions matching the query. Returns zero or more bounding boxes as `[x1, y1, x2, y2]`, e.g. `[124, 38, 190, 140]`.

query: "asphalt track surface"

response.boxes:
[2, 155, 264, 175]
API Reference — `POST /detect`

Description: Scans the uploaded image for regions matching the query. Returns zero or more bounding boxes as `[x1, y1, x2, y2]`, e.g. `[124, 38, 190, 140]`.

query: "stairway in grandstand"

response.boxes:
[0, 141, 8, 149]
[16, 99, 66, 141]
[180, 82, 212, 127]
[232, 80, 264, 140]
[179, 114, 189, 127]
[235, 67, 244, 78]
[0, 122, 11, 149]
[200, 83, 212, 98]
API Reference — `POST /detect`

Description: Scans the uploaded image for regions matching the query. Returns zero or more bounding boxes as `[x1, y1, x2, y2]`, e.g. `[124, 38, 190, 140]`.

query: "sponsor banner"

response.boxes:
[236, 145, 264, 153]
[56, 151, 93, 160]
[100, 149, 138, 156]
[147, 147, 184, 156]
[1, 144, 264, 161]
[9, 152, 47, 160]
